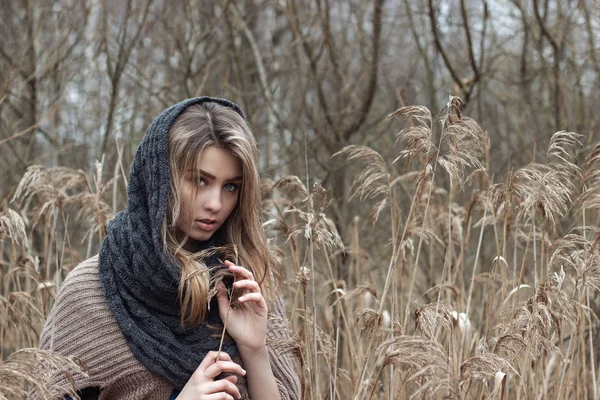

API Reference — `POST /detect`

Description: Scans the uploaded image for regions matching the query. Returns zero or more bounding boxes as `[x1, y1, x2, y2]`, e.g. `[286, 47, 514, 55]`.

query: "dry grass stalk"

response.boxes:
[492, 333, 526, 361]
[414, 302, 453, 339]
[576, 142, 600, 214]
[371, 335, 453, 399]
[0, 292, 44, 348]
[354, 308, 382, 338]
[330, 284, 378, 308]
[11, 164, 114, 242]
[0, 209, 28, 249]
[460, 353, 517, 387]
[0, 349, 86, 400]
[514, 132, 581, 234]
[333, 145, 390, 222]
[498, 277, 576, 360]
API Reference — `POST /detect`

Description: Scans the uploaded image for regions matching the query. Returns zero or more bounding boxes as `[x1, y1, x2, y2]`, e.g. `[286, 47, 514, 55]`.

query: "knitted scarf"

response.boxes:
[98, 97, 246, 389]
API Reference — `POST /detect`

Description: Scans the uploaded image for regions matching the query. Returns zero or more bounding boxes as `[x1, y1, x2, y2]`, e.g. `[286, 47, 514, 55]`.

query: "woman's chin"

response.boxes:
[181, 234, 211, 252]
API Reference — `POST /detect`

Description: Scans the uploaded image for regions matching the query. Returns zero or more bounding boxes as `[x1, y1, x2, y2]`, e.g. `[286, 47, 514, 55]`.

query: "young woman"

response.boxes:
[36, 97, 300, 399]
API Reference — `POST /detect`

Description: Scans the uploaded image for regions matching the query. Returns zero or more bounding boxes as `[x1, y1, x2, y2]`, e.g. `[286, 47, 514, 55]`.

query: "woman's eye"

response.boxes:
[224, 183, 239, 192]
[198, 178, 208, 187]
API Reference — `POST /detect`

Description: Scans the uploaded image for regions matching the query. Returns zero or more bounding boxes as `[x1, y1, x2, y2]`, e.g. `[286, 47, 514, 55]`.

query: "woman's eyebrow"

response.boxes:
[195, 169, 242, 182]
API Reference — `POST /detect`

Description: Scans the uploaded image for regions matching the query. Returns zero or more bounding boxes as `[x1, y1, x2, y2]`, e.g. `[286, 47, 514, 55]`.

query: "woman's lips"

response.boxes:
[196, 219, 217, 231]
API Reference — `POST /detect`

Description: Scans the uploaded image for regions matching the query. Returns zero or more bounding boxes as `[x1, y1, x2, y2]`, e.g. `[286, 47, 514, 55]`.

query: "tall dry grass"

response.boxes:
[1, 96, 600, 399]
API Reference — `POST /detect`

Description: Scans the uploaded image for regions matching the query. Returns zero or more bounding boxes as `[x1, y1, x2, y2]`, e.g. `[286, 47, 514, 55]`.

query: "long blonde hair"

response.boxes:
[161, 102, 279, 326]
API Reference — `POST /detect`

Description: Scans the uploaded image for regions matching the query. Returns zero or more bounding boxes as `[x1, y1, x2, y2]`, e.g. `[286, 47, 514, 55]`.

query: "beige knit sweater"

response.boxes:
[37, 256, 300, 400]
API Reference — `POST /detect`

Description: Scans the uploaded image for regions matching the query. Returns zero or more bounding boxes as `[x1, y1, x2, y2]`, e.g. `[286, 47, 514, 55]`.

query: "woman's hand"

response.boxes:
[217, 260, 268, 352]
[177, 351, 245, 400]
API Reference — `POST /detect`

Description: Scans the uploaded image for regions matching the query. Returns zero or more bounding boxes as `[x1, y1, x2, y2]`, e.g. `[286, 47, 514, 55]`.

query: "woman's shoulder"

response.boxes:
[40, 255, 116, 351]
[44, 256, 107, 323]
[39, 255, 155, 391]
[60, 255, 102, 291]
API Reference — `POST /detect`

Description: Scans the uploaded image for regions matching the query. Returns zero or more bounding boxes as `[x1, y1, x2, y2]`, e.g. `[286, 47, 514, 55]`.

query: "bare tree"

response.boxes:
[0, 0, 89, 198]
[427, 0, 488, 108]
[99, 0, 153, 158]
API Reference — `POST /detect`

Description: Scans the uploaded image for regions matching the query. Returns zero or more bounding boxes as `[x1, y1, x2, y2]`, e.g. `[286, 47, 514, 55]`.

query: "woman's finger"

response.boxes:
[203, 379, 241, 399]
[222, 375, 238, 385]
[202, 393, 236, 400]
[237, 292, 265, 304]
[224, 261, 254, 280]
[203, 360, 246, 380]
[197, 351, 232, 372]
[233, 279, 260, 292]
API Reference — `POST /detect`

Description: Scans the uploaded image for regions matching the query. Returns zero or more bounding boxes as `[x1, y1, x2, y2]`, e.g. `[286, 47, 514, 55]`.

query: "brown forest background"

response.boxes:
[2, 0, 600, 399]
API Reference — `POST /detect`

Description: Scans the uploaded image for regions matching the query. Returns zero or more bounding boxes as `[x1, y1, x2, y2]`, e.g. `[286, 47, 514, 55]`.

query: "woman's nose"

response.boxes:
[203, 189, 222, 213]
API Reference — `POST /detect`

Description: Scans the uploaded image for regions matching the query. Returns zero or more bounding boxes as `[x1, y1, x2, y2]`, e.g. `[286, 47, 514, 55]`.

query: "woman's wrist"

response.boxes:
[237, 343, 268, 359]
[237, 344, 282, 400]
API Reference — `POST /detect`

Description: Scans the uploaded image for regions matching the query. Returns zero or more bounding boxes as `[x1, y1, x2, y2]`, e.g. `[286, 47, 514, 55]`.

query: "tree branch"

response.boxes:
[342, 0, 384, 141]
[532, 0, 558, 53]
[428, 0, 469, 97]
[460, 0, 480, 80]
[285, 0, 337, 137]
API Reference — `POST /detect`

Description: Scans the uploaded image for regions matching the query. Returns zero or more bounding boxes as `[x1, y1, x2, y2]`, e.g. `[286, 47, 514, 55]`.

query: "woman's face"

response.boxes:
[177, 145, 242, 248]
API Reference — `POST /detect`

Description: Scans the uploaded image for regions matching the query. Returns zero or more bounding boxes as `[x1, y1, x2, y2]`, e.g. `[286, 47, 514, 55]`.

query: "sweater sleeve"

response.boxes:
[37, 256, 145, 389]
[266, 297, 302, 400]
[35, 256, 173, 400]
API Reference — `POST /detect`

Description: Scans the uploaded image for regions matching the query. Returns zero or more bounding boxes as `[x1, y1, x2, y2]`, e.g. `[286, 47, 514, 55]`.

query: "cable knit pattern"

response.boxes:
[37, 256, 301, 400]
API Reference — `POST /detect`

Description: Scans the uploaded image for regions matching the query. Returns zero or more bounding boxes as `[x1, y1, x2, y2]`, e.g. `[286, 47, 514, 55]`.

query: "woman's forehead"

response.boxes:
[186, 146, 242, 178]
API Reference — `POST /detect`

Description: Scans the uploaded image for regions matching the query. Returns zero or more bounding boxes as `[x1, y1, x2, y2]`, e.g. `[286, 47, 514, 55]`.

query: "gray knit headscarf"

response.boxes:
[98, 97, 246, 389]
